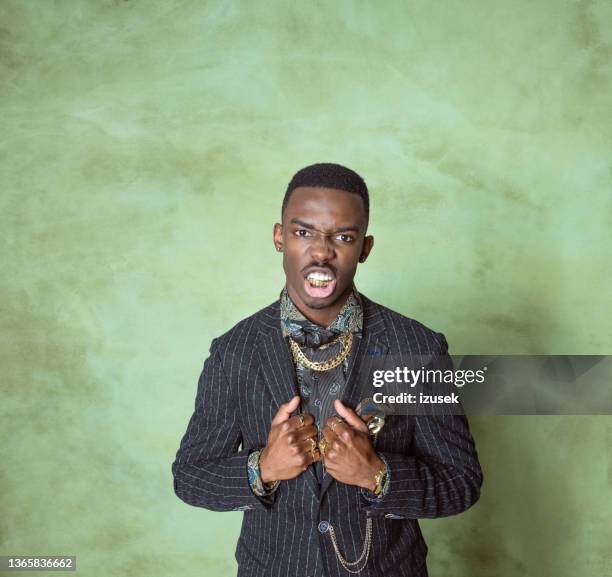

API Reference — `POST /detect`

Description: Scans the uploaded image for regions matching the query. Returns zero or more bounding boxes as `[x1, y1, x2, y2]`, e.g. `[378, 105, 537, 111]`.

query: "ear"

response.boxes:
[273, 222, 283, 252]
[358, 235, 374, 263]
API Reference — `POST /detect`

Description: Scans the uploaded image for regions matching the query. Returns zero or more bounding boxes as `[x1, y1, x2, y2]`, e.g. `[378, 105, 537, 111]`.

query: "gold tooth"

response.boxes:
[309, 278, 331, 287]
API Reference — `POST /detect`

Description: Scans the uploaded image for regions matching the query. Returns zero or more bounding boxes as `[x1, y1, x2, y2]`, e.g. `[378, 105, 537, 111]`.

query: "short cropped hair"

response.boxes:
[282, 163, 369, 221]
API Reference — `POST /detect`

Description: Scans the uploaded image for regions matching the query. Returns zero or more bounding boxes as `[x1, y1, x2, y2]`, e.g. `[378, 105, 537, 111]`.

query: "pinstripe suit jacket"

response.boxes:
[172, 294, 483, 577]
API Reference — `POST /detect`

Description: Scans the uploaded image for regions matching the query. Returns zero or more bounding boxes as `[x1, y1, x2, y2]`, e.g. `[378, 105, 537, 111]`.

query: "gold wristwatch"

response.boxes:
[372, 463, 387, 496]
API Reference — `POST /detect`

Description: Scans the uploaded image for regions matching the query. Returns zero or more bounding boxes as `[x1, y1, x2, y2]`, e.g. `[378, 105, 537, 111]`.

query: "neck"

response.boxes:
[287, 285, 353, 328]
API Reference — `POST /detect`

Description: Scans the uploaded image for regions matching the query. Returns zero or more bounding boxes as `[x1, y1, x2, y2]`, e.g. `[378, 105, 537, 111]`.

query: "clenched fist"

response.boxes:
[321, 399, 384, 491]
[259, 396, 320, 484]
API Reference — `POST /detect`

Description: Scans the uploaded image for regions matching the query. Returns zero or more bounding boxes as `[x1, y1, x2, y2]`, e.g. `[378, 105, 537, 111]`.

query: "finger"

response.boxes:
[300, 413, 316, 426]
[296, 438, 320, 462]
[325, 415, 342, 429]
[334, 400, 369, 433]
[329, 420, 353, 443]
[323, 440, 341, 464]
[296, 425, 319, 441]
[324, 415, 347, 435]
[322, 425, 344, 445]
[271, 396, 301, 425]
[304, 450, 320, 465]
[282, 424, 317, 446]
[295, 437, 318, 451]
[288, 414, 316, 431]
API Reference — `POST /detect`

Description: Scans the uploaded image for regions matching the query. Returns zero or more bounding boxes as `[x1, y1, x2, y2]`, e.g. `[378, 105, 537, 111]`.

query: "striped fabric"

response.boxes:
[172, 294, 483, 577]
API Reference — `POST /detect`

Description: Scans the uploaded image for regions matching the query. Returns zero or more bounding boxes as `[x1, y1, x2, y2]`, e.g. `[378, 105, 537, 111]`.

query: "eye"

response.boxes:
[335, 234, 354, 243]
[295, 229, 312, 237]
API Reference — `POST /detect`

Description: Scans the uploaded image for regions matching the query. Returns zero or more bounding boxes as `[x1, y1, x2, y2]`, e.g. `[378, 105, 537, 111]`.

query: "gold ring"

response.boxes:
[329, 417, 343, 432]
[308, 437, 317, 452]
[318, 438, 328, 456]
[297, 413, 305, 427]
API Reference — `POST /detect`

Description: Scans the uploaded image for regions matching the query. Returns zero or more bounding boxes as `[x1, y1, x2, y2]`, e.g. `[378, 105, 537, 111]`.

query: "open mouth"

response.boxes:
[304, 271, 337, 298]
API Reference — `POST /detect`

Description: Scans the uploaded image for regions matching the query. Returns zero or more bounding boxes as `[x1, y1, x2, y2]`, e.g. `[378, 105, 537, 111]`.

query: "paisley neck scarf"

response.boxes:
[280, 286, 363, 348]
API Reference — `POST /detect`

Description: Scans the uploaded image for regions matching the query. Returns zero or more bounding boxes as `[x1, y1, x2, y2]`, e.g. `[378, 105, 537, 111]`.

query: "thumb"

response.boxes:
[335, 400, 369, 433]
[272, 395, 301, 425]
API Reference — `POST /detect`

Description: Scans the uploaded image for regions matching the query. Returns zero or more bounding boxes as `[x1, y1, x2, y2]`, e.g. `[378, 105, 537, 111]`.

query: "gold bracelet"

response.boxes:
[372, 464, 387, 496]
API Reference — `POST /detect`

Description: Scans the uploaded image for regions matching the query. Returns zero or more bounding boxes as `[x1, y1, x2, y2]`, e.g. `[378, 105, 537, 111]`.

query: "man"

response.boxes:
[172, 163, 483, 577]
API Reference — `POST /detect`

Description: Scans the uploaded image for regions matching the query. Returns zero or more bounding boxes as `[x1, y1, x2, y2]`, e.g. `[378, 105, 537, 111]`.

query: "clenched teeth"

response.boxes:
[307, 272, 334, 281]
[306, 271, 334, 287]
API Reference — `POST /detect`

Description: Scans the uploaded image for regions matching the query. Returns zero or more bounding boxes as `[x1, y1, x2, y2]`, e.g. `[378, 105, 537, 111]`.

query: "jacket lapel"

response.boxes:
[256, 301, 299, 410]
[256, 300, 320, 498]
[320, 296, 390, 498]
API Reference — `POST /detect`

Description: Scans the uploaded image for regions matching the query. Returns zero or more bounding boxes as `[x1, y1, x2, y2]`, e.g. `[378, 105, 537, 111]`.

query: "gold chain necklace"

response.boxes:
[288, 332, 353, 371]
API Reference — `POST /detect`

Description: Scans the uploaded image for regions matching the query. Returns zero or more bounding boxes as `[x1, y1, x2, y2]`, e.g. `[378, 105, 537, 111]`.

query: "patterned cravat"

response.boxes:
[280, 286, 363, 347]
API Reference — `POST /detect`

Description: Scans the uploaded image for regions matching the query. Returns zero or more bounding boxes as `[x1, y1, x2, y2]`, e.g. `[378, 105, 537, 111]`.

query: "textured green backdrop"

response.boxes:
[2, 1, 611, 576]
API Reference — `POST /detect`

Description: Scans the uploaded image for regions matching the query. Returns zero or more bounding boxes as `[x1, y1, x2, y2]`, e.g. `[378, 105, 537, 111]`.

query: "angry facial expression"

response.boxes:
[274, 186, 373, 323]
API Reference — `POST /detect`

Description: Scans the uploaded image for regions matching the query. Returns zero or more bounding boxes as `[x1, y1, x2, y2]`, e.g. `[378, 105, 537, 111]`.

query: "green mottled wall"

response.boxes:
[2, 1, 611, 576]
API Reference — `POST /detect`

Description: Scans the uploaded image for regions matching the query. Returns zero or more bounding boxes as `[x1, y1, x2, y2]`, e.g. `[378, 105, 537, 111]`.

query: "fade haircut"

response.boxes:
[282, 163, 369, 222]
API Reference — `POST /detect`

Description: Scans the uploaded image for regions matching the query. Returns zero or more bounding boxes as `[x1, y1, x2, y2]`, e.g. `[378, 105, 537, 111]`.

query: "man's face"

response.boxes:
[273, 186, 374, 315]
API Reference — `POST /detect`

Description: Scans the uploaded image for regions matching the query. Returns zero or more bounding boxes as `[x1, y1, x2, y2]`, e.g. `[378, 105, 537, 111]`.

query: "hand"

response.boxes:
[259, 396, 320, 483]
[321, 400, 384, 491]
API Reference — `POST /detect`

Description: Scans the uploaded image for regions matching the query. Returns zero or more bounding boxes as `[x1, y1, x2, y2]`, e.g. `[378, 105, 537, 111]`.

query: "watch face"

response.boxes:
[355, 397, 387, 435]
[367, 414, 385, 434]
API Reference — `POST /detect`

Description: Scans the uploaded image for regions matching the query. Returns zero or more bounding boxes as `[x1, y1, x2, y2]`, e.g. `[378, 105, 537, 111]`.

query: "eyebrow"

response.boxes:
[289, 218, 360, 234]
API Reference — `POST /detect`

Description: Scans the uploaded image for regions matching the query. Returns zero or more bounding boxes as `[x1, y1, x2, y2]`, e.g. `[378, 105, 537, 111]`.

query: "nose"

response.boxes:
[310, 233, 334, 263]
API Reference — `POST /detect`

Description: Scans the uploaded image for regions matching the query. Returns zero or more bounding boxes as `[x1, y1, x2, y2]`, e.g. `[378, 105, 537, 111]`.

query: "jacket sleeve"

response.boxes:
[172, 339, 276, 512]
[361, 335, 483, 519]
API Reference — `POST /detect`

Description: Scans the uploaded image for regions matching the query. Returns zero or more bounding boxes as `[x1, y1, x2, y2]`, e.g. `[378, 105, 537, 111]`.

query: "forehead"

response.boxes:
[284, 186, 366, 228]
